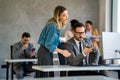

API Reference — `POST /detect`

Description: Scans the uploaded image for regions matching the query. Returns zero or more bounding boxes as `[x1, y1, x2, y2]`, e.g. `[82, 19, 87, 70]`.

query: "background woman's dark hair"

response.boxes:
[85, 20, 93, 25]
[70, 19, 79, 28]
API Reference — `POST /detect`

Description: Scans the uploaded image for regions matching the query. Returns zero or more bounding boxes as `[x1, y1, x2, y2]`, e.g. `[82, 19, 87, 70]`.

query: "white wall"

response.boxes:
[0, 0, 99, 79]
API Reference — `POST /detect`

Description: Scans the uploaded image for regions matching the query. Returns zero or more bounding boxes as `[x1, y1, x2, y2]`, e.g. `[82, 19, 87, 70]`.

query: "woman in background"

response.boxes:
[85, 20, 100, 50]
[85, 20, 104, 65]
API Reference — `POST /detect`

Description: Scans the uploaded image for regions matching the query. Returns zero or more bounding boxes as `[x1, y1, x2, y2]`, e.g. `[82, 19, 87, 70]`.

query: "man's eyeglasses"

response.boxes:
[75, 31, 85, 35]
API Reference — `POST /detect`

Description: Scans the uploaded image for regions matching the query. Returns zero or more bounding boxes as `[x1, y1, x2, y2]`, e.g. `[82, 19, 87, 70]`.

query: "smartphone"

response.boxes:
[85, 46, 91, 48]
[85, 46, 95, 51]
[31, 48, 35, 52]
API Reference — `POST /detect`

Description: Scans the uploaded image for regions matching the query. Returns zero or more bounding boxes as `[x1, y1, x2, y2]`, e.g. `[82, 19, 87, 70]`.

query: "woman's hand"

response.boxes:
[62, 50, 71, 57]
[55, 48, 71, 57]
[93, 38, 99, 42]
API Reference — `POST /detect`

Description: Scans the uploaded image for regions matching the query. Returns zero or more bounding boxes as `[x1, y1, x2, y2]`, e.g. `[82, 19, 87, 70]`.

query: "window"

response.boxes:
[112, 0, 120, 32]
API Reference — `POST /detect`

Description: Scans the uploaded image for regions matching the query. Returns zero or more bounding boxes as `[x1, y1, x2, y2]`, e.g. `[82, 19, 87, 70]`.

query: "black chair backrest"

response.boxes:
[10, 45, 13, 59]
[10, 45, 15, 79]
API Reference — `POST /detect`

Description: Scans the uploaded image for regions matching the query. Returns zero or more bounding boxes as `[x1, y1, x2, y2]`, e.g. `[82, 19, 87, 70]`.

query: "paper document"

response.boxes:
[88, 35, 101, 40]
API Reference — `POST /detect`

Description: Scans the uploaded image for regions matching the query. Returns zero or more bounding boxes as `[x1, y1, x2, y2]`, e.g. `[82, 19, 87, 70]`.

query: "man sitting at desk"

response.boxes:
[64, 23, 100, 76]
[12, 32, 36, 79]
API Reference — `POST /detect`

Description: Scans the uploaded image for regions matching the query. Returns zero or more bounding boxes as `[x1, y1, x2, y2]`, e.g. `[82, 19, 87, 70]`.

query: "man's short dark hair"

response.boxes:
[85, 20, 93, 25]
[70, 19, 79, 27]
[73, 22, 85, 31]
[22, 32, 31, 38]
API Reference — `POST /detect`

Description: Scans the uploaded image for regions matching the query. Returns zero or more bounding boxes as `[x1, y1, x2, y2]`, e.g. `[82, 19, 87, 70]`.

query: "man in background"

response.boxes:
[12, 32, 36, 79]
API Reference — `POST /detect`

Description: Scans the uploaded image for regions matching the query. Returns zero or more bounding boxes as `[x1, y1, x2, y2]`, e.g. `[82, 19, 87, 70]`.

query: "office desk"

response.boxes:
[4, 58, 59, 80]
[32, 65, 120, 78]
[33, 76, 119, 80]
[4, 59, 37, 63]
[32, 65, 120, 72]
[4, 59, 37, 80]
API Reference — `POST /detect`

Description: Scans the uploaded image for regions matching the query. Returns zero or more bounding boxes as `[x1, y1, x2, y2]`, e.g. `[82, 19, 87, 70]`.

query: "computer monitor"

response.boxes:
[102, 32, 120, 60]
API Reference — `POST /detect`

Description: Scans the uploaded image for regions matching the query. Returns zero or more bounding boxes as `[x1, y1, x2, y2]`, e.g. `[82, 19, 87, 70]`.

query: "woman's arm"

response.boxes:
[55, 48, 71, 57]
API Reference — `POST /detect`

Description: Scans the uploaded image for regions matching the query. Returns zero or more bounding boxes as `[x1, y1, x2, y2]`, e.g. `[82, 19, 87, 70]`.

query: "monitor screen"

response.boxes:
[102, 32, 120, 60]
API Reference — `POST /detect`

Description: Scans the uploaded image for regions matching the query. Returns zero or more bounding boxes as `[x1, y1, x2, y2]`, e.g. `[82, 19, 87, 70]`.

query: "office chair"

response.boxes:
[10, 45, 15, 80]
[58, 43, 67, 76]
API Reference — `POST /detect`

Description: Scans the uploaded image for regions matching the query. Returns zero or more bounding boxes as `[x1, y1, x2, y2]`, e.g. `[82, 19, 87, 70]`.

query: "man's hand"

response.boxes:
[21, 44, 28, 50]
[29, 50, 35, 57]
[83, 47, 93, 55]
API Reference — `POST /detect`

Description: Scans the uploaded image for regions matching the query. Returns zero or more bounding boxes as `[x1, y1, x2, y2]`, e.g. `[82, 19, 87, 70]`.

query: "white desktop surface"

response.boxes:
[32, 65, 120, 72]
[4, 59, 37, 63]
[4, 58, 59, 63]
[29, 76, 119, 80]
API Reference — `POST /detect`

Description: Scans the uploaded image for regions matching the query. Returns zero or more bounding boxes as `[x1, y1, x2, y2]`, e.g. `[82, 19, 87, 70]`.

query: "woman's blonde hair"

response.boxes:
[47, 5, 67, 29]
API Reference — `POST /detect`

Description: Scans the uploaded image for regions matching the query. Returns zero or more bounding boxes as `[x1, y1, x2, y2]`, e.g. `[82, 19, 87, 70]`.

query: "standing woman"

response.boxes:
[36, 5, 71, 77]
